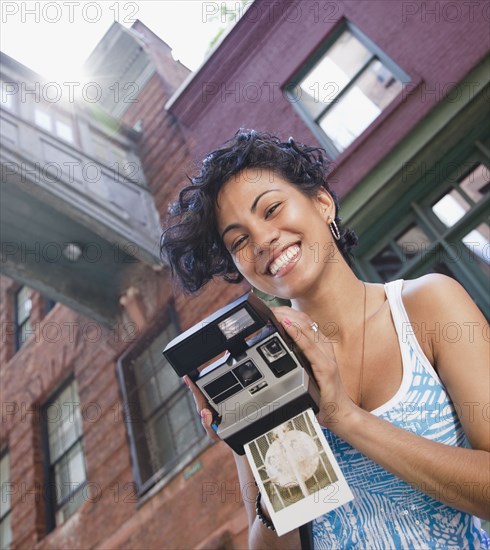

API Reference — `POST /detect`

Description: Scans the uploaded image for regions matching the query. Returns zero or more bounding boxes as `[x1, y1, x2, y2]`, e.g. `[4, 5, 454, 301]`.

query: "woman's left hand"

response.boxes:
[270, 306, 357, 427]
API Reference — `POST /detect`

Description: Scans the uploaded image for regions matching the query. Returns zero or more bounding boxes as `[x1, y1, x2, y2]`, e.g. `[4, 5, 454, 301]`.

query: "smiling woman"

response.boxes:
[161, 130, 490, 550]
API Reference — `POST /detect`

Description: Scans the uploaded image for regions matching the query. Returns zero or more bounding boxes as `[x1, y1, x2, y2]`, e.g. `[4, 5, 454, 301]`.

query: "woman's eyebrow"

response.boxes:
[221, 189, 281, 240]
[250, 189, 280, 213]
[221, 223, 240, 240]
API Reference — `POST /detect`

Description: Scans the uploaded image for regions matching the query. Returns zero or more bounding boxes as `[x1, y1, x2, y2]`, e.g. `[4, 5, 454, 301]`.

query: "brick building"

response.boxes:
[1, 1, 489, 549]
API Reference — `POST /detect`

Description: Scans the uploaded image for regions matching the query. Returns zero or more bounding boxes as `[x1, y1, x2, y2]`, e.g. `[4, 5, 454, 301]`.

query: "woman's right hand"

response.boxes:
[184, 375, 221, 443]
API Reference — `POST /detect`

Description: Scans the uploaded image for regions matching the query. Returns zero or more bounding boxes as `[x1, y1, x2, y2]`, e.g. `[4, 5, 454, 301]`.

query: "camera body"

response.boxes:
[163, 292, 320, 454]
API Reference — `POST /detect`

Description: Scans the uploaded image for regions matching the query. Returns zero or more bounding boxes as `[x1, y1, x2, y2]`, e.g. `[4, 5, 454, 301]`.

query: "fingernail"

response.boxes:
[200, 410, 207, 421]
[183, 376, 189, 387]
[283, 318, 292, 327]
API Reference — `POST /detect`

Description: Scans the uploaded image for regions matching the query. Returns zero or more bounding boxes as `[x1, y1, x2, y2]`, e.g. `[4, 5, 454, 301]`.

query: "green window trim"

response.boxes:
[343, 59, 490, 319]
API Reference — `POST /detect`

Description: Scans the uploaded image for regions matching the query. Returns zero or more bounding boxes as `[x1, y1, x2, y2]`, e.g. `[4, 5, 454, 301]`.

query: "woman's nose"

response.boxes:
[253, 224, 280, 255]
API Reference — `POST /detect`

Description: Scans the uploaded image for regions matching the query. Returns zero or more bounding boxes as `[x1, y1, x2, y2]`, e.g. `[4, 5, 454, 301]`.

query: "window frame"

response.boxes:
[285, 20, 411, 158]
[0, 449, 12, 550]
[117, 304, 209, 497]
[0, 81, 16, 112]
[41, 377, 87, 532]
[14, 286, 32, 351]
[354, 139, 489, 318]
[32, 105, 76, 144]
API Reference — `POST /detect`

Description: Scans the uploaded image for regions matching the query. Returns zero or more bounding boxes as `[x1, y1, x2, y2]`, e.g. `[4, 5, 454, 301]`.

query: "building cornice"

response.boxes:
[165, 0, 290, 123]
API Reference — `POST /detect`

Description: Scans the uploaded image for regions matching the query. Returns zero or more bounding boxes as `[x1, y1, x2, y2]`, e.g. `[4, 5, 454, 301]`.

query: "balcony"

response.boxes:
[0, 89, 163, 326]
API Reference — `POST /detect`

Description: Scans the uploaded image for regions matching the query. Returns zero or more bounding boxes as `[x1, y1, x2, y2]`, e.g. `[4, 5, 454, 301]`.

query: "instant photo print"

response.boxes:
[244, 409, 354, 536]
[163, 292, 321, 454]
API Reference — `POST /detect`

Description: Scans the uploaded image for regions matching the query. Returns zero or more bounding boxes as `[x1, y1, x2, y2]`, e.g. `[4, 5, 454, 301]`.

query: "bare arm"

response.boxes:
[273, 274, 490, 519]
[233, 452, 301, 549]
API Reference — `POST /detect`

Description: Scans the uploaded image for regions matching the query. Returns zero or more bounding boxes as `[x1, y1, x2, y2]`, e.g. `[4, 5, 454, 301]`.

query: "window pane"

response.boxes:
[156, 363, 181, 402]
[396, 224, 432, 259]
[356, 59, 403, 111]
[16, 286, 31, 324]
[371, 245, 402, 281]
[54, 441, 86, 504]
[138, 376, 161, 418]
[299, 30, 371, 119]
[34, 108, 52, 131]
[432, 189, 471, 227]
[0, 513, 12, 550]
[54, 458, 71, 502]
[67, 443, 86, 486]
[459, 164, 490, 204]
[55, 487, 85, 525]
[92, 134, 109, 164]
[172, 393, 202, 453]
[55, 120, 74, 143]
[48, 384, 82, 462]
[463, 223, 490, 276]
[146, 392, 203, 473]
[134, 326, 180, 414]
[133, 351, 154, 386]
[1, 82, 15, 110]
[0, 454, 10, 519]
[319, 59, 402, 152]
[147, 412, 176, 470]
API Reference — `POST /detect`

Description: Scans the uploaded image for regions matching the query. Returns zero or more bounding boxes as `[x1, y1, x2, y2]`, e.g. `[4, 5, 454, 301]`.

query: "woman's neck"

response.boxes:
[290, 261, 367, 345]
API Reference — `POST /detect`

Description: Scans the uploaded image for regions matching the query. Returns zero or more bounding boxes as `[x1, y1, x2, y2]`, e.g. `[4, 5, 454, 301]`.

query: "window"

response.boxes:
[286, 22, 409, 157]
[118, 316, 206, 495]
[34, 108, 52, 132]
[34, 107, 74, 143]
[1, 82, 15, 111]
[356, 144, 489, 318]
[0, 451, 12, 550]
[15, 286, 32, 350]
[55, 118, 74, 143]
[91, 133, 134, 178]
[42, 379, 87, 530]
[44, 297, 57, 316]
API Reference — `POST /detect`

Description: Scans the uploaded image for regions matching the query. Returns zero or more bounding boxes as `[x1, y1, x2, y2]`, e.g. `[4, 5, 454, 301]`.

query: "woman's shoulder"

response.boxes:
[400, 274, 486, 363]
[401, 274, 475, 319]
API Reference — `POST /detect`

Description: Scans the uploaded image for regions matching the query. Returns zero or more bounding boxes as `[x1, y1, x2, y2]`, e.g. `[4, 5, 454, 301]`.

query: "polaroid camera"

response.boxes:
[163, 292, 321, 454]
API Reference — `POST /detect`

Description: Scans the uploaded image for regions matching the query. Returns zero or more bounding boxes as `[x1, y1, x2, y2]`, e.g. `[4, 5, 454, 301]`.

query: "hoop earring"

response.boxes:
[328, 217, 341, 241]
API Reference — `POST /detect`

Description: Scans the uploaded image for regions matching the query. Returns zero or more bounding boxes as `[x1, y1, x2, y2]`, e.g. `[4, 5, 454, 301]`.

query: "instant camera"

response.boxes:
[163, 292, 320, 454]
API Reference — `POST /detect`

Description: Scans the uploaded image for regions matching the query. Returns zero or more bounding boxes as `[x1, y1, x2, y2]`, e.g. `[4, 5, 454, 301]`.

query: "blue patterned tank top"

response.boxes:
[313, 279, 489, 549]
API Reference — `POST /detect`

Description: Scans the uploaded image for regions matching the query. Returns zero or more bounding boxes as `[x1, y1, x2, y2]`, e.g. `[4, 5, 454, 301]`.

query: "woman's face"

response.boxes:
[216, 168, 337, 300]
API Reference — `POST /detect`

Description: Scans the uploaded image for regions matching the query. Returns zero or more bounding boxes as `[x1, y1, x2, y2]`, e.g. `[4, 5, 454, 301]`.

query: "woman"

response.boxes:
[162, 130, 489, 549]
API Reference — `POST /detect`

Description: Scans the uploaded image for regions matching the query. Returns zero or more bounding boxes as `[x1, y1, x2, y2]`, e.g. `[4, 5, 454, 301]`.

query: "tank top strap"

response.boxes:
[383, 278, 442, 384]
[383, 279, 407, 336]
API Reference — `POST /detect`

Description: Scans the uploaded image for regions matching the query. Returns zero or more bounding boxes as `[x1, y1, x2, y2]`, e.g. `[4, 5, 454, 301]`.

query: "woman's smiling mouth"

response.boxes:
[268, 244, 301, 276]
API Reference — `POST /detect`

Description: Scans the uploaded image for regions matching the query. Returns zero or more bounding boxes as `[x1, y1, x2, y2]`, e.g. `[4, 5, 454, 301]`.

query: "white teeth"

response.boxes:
[269, 245, 300, 275]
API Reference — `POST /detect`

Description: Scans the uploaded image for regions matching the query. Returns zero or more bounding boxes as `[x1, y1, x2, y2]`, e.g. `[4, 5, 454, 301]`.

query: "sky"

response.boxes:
[0, 1, 250, 80]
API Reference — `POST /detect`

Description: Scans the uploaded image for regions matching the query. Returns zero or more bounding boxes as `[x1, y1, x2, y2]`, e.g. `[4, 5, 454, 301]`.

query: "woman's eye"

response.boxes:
[265, 203, 281, 219]
[231, 236, 247, 252]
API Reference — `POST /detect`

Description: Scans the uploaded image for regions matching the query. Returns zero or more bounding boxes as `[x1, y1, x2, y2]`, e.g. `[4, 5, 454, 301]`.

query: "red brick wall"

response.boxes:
[169, 0, 489, 197]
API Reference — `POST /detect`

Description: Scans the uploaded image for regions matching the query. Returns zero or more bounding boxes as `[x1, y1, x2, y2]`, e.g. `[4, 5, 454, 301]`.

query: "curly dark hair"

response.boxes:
[161, 129, 358, 293]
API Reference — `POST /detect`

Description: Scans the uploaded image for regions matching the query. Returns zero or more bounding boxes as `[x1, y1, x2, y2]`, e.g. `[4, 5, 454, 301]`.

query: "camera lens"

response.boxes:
[265, 340, 282, 355]
[233, 360, 262, 387]
[260, 337, 287, 362]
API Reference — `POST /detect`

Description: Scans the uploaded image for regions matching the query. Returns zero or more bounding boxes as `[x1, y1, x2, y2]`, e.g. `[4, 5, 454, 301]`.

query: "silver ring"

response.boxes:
[310, 322, 319, 333]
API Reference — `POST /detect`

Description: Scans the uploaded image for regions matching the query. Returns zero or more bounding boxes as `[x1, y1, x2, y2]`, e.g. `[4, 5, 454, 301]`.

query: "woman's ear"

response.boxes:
[314, 188, 336, 222]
